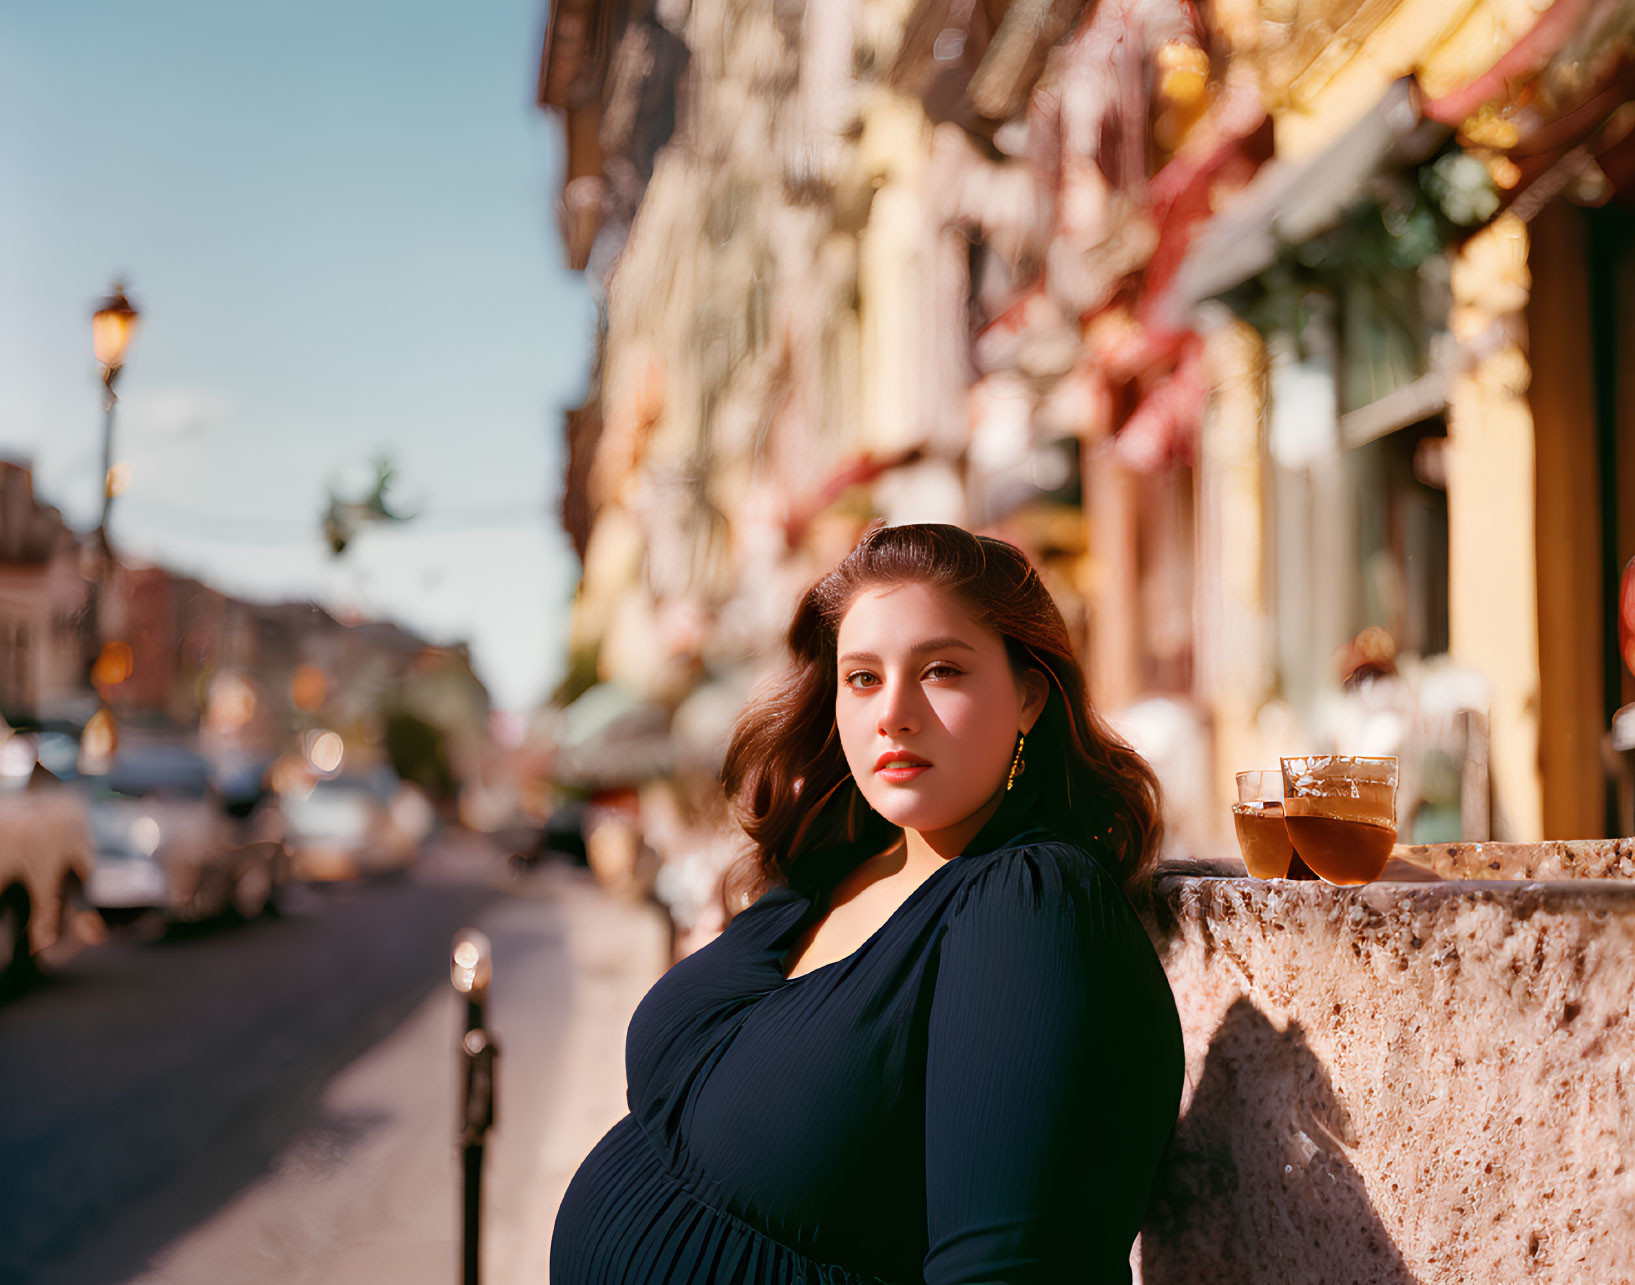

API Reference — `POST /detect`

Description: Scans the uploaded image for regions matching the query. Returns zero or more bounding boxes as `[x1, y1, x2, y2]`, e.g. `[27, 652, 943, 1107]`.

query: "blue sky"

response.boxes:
[0, 0, 596, 712]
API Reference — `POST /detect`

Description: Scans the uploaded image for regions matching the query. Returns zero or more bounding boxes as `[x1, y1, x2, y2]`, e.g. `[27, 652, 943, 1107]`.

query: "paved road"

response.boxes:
[0, 830, 600, 1285]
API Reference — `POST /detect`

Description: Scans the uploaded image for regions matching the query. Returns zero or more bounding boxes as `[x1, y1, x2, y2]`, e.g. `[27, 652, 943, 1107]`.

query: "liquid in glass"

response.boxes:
[1279, 755, 1399, 886]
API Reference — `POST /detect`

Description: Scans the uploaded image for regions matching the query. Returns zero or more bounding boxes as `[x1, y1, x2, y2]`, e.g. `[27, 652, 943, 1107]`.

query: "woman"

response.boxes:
[550, 522, 1184, 1284]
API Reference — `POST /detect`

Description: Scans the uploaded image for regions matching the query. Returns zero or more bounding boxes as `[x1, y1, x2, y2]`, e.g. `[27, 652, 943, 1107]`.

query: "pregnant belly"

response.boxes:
[549, 1114, 896, 1285]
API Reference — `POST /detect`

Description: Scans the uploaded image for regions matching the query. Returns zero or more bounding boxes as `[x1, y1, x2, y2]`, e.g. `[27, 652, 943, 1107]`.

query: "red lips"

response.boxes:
[874, 750, 932, 772]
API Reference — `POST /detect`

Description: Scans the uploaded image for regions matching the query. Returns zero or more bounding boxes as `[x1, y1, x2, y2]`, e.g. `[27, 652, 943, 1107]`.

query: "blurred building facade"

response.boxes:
[0, 455, 492, 805]
[0, 461, 93, 721]
[97, 574, 494, 806]
[539, 0, 1635, 936]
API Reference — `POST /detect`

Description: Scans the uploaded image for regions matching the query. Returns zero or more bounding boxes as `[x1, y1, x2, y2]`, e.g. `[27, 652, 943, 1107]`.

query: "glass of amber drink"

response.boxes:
[1279, 755, 1399, 886]
[1232, 770, 1297, 878]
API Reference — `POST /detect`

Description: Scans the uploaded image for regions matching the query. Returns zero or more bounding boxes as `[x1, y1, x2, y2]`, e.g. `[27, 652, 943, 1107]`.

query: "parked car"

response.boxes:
[82, 745, 289, 926]
[280, 769, 430, 882]
[0, 765, 97, 986]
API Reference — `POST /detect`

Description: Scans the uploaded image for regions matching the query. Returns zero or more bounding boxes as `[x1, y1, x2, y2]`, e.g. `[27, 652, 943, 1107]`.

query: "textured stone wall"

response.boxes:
[1140, 866, 1635, 1283]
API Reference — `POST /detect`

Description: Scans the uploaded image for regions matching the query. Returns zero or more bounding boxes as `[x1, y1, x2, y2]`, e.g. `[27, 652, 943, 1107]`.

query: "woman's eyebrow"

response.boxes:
[837, 637, 977, 667]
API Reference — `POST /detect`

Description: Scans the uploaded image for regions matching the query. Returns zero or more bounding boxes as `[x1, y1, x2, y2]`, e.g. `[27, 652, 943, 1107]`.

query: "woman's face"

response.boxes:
[834, 580, 1047, 847]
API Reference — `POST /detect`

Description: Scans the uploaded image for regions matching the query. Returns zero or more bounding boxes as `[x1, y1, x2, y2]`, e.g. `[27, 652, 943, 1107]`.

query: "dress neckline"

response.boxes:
[774, 820, 1059, 986]
[778, 853, 962, 986]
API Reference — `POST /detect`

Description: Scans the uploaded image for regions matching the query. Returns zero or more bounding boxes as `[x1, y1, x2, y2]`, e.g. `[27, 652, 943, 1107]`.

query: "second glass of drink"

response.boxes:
[1232, 770, 1296, 879]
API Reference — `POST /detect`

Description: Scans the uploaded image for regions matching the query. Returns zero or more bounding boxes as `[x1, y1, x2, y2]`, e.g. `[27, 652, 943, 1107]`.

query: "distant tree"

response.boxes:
[322, 454, 416, 555]
[382, 706, 456, 802]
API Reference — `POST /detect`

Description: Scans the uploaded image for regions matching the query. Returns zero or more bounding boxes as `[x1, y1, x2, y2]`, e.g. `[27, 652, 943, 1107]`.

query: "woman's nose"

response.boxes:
[876, 677, 919, 735]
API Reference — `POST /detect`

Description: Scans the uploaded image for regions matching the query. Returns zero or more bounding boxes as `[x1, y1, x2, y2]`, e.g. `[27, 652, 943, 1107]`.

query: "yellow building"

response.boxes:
[537, 0, 1635, 918]
[1168, 0, 1635, 842]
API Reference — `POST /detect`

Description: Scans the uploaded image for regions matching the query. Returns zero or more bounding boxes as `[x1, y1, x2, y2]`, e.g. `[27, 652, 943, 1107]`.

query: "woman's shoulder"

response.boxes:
[957, 828, 1120, 895]
[940, 830, 1140, 948]
[927, 831, 1179, 1045]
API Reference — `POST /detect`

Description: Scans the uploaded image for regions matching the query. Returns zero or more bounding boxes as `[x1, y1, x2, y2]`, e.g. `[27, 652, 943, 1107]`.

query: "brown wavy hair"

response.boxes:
[719, 522, 1163, 906]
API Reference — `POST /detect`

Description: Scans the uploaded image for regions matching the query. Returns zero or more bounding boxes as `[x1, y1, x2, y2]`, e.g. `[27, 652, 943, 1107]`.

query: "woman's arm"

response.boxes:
[922, 846, 1179, 1285]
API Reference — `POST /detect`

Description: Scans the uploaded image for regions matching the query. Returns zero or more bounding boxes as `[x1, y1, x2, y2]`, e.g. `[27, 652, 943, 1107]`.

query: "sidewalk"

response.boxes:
[495, 860, 671, 1284]
[123, 837, 670, 1285]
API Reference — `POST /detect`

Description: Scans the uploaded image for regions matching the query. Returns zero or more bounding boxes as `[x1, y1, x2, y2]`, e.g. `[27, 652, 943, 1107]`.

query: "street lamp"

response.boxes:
[86, 283, 139, 748]
[92, 282, 140, 552]
[92, 284, 139, 370]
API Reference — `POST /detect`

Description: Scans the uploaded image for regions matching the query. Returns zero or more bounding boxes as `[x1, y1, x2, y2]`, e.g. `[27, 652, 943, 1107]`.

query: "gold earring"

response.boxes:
[1006, 730, 1026, 791]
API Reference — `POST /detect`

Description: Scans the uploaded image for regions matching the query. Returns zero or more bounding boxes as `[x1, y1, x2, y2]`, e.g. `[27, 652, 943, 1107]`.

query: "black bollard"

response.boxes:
[451, 929, 497, 1285]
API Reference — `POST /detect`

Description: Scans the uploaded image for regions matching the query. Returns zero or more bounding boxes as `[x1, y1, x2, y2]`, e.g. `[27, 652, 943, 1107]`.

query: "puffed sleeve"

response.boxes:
[922, 843, 1183, 1285]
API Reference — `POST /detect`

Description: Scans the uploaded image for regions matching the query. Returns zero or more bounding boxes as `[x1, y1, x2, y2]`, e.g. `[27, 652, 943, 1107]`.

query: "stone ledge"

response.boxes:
[1138, 866, 1635, 1283]
[1159, 837, 1635, 884]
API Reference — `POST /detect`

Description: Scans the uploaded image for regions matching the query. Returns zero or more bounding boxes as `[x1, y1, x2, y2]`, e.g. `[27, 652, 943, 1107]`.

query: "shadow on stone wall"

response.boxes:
[1142, 998, 1415, 1285]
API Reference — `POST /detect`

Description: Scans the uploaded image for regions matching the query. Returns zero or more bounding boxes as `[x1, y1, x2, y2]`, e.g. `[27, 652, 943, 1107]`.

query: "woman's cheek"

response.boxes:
[928, 691, 982, 740]
[836, 704, 874, 775]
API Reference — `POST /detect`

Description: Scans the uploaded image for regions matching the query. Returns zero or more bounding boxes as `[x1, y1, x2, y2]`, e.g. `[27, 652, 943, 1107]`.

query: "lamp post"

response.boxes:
[92, 282, 140, 557]
[85, 284, 139, 745]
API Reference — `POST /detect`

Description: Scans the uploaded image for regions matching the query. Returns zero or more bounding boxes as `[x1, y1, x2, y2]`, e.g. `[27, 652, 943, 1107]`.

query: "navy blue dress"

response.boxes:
[549, 815, 1184, 1284]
